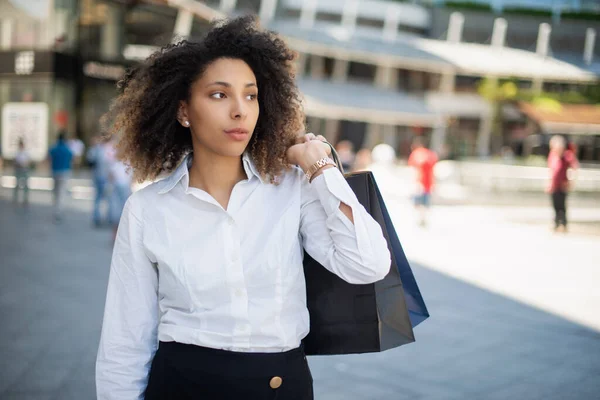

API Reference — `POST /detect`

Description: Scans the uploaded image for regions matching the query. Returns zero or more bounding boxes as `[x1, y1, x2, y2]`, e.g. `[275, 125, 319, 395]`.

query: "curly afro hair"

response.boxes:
[102, 15, 304, 183]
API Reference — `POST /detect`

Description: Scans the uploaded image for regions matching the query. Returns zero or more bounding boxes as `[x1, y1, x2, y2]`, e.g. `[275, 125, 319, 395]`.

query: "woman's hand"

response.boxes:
[286, 133, 332, 172]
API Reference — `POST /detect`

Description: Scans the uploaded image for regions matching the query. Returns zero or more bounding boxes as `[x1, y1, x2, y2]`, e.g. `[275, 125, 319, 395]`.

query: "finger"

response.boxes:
[305, 133, 316, 142]
[316, 135, 327, 142]
[295, 135, 305, 145]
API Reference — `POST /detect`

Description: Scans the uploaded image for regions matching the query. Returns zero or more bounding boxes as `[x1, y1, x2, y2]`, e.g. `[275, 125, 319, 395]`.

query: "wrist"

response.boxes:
[304, 157, 336, 182]
[298, 147, 329, 172]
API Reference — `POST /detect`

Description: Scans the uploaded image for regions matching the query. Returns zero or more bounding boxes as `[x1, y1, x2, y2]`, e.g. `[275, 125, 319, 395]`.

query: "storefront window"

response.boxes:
[0, 78, 54, 161]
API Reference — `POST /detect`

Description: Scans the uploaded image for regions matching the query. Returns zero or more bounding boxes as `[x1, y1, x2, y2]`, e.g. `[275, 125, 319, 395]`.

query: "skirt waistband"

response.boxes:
[157, 341, 306, 378]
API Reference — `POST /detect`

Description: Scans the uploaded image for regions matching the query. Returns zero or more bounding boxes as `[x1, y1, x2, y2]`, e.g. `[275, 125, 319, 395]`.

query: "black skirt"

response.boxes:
[145, 341, 314, 400]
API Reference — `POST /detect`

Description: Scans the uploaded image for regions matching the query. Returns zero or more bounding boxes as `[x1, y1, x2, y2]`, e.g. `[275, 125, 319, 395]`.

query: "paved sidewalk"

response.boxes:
[0, 188, 599, 399]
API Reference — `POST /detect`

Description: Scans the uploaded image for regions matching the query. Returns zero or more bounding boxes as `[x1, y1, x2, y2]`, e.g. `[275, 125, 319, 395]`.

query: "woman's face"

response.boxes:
[180, 57, 259, 158]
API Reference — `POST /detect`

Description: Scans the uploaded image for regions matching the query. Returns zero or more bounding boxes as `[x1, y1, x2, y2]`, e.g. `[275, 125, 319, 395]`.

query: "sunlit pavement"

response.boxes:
[372, 165, 600, 333]
[1, 180, 599, 399]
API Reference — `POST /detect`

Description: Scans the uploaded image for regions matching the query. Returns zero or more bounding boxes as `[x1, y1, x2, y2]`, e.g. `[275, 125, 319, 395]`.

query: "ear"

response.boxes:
[177, 100, 189, 126]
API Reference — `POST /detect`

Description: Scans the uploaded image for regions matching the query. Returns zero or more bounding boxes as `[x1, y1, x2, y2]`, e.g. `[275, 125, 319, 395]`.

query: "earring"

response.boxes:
[184, 121, 190, 127]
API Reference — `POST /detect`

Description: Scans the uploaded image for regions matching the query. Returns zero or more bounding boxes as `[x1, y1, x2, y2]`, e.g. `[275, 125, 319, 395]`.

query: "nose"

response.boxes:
[230, 96, 247, 120]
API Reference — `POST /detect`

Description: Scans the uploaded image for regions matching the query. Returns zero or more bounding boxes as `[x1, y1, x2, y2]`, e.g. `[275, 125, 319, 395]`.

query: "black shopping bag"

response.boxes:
[303, 148, 429, 355]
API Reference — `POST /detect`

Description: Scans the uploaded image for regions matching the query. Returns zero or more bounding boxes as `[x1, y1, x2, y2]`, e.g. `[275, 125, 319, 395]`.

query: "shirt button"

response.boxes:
[235, 289, 243, 297]
[228, 217, 234, 226]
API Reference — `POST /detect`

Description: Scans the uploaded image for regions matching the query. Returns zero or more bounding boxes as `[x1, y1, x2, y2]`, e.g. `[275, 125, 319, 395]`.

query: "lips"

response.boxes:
[224, 128, 249, 141]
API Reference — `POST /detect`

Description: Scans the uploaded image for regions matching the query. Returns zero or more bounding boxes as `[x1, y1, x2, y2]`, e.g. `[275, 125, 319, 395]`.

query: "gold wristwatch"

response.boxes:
[305, 157, 336, 182]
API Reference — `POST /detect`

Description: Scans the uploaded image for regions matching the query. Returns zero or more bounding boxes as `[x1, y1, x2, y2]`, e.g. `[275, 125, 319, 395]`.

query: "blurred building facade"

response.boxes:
[274, 0, 600, 161]
[0, 0, 79, 161]
[0, 0, 598, 164]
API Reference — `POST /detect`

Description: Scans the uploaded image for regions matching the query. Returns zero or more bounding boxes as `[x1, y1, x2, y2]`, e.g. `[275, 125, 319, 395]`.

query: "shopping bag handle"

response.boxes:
[323, 141, 345, 174]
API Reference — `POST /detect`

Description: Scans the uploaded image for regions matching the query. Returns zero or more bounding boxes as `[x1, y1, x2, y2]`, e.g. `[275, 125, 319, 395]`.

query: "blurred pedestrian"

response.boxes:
[547, 135, 578, 233]
[408, 137, 438, 227]
[13, 138, 31, 207]
[107, 152, 132, 241]
[49, 133, 73, 222]
[335, 140, 355, 171]
[67, 136, 85, 171]
[87, 136, 111, 227]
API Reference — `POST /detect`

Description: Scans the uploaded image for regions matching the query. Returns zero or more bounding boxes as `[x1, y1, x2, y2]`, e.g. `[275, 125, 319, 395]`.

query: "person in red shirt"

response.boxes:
[547, 135, 578, 232]
[408, 137, 438, 226]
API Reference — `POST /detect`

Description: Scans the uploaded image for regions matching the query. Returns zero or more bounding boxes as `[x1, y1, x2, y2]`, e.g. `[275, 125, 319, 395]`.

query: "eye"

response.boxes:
[246, 93, 258, 101]
[211, 92, 226, 99]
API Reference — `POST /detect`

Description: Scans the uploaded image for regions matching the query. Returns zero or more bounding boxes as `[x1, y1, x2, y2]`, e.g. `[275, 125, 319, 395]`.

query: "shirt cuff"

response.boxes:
[310, 167, 360, 216]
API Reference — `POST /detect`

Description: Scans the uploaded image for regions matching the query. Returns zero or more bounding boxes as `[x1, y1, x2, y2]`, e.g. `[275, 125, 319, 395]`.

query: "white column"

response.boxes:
[439, 71, 455, 92]
[258, 0, 278, 24]
[447, 12, 464, 43]
[365, 123, 382, 149]
[52, 8, 69, 48]
[300, 0, 318, 29]
[101, 4, 124, 59]
[584, 28, 596, 66]
[374, 65, 395, 88]
[534, 23, 551, 94]
[382, 6, 400, 43]
[536, 23, 551, 57]
[341, 0, 359, 35]
[220, 0, 237, 14]
[532, 78, 543, 94]
[1, 19, 13, 50]
[332, 59, 349, 82]
[173, 9, 194, 42]
[310, 55, 325, 79]
[476, 114, 493, 157]
[491, 18, 507, 47]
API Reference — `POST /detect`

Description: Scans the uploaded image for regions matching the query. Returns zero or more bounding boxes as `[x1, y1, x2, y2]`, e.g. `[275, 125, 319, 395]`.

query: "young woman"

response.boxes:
[547, 135, 578, 232]
[96, 16, 391, 400]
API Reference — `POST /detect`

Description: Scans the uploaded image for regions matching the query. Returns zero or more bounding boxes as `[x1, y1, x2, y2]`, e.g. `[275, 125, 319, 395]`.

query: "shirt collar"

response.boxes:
[158, 152, 263, 195]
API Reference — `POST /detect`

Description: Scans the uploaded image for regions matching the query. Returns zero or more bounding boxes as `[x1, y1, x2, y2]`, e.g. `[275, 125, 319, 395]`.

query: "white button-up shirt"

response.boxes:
[96, 153, 391, 399]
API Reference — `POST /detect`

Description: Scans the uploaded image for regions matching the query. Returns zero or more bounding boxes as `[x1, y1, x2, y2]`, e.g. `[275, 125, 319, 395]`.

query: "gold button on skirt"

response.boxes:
[269, 376, 283, 389]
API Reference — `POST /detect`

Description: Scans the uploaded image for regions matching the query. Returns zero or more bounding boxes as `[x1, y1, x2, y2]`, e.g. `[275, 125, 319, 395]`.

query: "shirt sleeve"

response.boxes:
[96, 196, 158, 400]
[300, 167, 391, 284]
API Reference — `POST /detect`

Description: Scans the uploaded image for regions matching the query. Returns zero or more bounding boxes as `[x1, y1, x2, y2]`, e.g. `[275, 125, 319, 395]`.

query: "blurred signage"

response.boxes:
[1, 103, 49, 162]
[0, 51, 52, 75]
[83, 61, 125, 81]
[15, 51, 35, 75]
